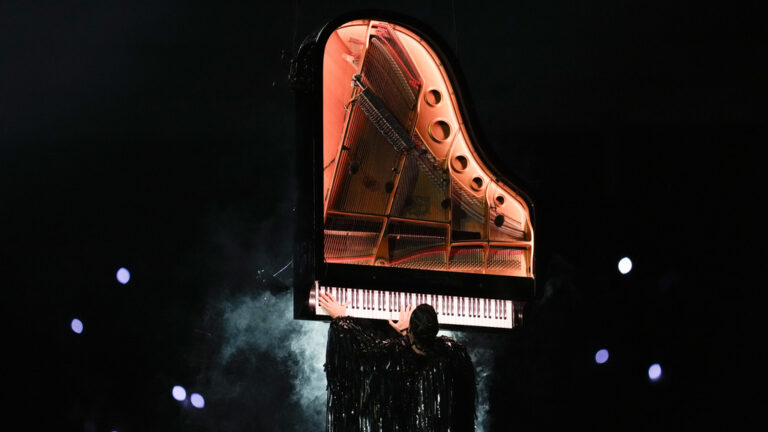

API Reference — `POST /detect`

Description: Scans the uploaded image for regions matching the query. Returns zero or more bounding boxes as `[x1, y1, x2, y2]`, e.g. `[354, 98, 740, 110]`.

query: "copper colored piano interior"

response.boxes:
[451, 155, 468, 172]
[471, 176, 484, 191]
[424, 89, 442, 106]
[320, 20, 533, 279]
[428, 120, 451, 142]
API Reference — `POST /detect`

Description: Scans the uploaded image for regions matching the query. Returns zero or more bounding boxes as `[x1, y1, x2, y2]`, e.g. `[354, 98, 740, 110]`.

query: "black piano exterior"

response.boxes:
[290, 11, 535, 331]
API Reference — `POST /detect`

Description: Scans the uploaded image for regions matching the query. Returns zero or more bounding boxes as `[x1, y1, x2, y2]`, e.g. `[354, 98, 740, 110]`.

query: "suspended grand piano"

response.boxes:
[291, 13, 535, 331]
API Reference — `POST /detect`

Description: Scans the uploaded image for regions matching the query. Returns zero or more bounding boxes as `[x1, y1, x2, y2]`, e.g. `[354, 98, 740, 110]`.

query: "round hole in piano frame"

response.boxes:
[495, 195, 505, 206]
[428, 120, 451, 142]
[471, 176, 484, 191]
[451, 155, 468, 172]
[424, 89, 442, 106]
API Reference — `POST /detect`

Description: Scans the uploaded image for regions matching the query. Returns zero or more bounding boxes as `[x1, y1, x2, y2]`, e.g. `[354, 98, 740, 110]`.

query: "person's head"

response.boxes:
[409, 303, 439, 350]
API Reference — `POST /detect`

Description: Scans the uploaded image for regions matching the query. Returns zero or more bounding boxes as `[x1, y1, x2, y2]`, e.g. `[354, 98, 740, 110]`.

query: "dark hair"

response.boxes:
[410, 304, 439, 350]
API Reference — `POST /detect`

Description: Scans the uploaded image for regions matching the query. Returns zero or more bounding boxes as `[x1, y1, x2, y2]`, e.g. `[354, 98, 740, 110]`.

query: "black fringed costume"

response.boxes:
[325, 317, 476, 431]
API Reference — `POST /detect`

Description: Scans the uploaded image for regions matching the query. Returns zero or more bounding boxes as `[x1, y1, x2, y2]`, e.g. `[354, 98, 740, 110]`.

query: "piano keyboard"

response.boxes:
[312, 284, 515, 329]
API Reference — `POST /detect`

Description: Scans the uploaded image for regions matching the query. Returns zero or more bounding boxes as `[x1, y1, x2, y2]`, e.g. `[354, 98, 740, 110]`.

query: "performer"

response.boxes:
[319, 292, 476, 431]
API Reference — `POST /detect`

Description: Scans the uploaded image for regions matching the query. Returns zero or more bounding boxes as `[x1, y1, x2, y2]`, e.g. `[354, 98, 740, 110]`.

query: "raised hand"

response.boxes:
[318, 292, 351, 319]
[388, 302, 413, 335]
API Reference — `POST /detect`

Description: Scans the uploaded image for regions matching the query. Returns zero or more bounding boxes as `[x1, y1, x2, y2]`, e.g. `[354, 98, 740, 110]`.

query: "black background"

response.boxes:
[2, 1, 763, 431]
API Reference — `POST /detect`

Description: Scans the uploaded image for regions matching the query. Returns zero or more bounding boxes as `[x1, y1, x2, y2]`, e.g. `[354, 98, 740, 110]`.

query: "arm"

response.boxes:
[318, 291, 414, 336]
[321, 292, 409, 375]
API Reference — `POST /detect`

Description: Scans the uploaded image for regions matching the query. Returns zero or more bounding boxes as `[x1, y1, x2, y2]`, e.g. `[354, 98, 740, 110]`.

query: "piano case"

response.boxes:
[290, 11, 535, 331]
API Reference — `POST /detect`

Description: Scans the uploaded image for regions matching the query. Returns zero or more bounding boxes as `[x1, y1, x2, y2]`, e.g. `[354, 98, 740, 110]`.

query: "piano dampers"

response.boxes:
[487, 247, 527, 277]
[386, 220, 447, 270]
[449, 246, 486, 274]
[324, 214, 384, 265]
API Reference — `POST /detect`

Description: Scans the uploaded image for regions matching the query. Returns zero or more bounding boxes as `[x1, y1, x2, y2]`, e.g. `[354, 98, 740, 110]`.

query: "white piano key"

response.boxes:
[315, 286, 514, 329]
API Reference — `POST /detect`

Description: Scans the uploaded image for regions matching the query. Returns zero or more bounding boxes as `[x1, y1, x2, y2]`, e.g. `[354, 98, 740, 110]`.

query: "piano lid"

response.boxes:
[291, 13, 535, 329]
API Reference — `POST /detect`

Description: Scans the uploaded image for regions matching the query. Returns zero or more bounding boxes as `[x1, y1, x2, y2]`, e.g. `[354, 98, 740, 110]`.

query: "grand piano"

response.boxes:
[291, 12, 535, 331]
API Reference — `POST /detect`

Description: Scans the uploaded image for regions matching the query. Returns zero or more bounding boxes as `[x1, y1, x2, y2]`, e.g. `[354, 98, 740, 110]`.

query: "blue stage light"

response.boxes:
[190, 393, 205, 409]
[71, 318, 84, 334]
[116, 267, 131, 284]
[595, 348, 609, 364]
[172, 385, 187, 401]
[648, 363, 662, 381]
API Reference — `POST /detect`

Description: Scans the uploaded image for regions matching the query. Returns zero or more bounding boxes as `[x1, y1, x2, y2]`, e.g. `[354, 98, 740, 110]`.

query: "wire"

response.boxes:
[273, 259, 294, 277]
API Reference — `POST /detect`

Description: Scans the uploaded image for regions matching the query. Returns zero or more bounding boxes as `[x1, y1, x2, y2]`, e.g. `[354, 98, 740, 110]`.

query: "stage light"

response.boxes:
[190, 393, 205, 409]
[595, 348, 609, 364]
[618, 257, 632, 274]
[116, 267, 131, 284]
[71, 318, 84, 334]
[648, 363, 662, 381]
[172, 385, 187, 401]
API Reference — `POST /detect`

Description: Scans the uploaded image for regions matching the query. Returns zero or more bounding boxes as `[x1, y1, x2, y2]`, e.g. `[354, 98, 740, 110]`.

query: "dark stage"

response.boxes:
[2, 1, 763, 431]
